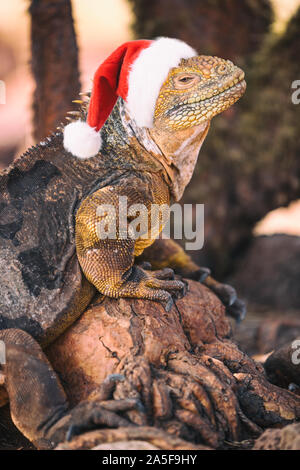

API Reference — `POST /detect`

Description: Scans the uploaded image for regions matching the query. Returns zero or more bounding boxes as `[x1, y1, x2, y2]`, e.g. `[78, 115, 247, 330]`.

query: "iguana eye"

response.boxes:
[180, 76, 193, 82]
[174, 74, 199, 89]
[216, 64, 227, 75]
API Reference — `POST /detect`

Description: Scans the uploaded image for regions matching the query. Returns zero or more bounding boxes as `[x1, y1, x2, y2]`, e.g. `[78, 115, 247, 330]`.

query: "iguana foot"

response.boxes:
[143, 266, 188, 311]
[182, 270, 246, 322]
[137, 239, 246, 320]
[140, 261, 245, 319]
[113, 266, 187, 312]
[226, 298, 247, 322]
[185, 266, 211, 282]
[206, 280, 237, 306]
[203, 276, 246, 322]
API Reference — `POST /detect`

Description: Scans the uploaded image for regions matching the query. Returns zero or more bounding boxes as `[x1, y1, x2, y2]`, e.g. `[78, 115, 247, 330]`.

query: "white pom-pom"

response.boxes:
[63, 120, 102, 159]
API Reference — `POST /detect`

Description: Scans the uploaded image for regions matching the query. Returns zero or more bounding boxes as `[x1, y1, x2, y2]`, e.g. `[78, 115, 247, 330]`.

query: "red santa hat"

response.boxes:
[63, 37, 197, 159]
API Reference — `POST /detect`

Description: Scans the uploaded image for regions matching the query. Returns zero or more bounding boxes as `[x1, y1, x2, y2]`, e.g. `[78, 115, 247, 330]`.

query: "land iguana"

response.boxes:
[0, 38, 246, 448]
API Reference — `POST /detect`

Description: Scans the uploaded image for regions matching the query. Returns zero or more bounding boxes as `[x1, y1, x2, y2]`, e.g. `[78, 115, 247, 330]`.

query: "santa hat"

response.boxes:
[63, 37, 197, 159]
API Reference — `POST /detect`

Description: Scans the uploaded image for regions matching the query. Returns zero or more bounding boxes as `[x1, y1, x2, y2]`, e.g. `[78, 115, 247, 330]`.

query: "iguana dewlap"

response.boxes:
[0, 39, 246, 448]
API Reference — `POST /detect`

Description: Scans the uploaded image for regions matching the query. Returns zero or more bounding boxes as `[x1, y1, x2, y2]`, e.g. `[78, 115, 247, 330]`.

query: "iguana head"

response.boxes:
[154, 55, 246, 131]
[64, 40, 246, 200]
[63, 39, 246, 163]
[143, 55, 246, 200]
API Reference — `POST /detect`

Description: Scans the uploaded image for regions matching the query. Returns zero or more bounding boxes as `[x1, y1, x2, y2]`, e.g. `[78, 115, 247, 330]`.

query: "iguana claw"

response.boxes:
[194, 267, 211, 282]
[226, 298, 247, 323]
[198, 275, 246, 322]
[164, 296, 174, 312]
[209, 282, 237, 306]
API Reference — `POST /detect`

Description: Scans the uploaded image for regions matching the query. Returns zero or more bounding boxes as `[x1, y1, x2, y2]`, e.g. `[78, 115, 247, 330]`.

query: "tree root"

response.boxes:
[48, 280, 300, 449]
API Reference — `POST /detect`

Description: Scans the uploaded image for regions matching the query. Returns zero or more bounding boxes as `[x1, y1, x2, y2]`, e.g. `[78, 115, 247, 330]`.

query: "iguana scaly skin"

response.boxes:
[0, 55, 246, 447]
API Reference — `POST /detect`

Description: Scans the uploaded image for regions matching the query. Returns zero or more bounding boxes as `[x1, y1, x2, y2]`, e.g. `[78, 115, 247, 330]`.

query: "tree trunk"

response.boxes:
[30, 0, 80, 142]
[128, 0, 272, 61]
[47, 280, 300, 449]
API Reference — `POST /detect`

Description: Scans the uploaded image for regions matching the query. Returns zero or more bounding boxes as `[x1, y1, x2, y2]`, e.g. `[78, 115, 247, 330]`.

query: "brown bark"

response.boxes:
[56, 426, 210, 450]
[47, 280, 300, 449]
[29, 0, 80, 142]
[129, 0, 272, 61]
[253, 423, 300, 450]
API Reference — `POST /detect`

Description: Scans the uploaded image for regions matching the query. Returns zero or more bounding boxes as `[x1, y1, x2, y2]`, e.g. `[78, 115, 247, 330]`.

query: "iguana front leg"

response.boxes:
[75, 181, 186, 311]
[138, 238, 246, 321]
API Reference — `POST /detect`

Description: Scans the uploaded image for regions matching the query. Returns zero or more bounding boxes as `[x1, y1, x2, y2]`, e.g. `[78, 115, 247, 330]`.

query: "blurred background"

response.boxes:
[0, 0, 300, 349]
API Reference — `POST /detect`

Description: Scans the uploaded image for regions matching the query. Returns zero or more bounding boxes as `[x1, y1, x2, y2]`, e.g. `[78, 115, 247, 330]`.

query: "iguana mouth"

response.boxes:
[208, 76, 246, 101]
[207, 71, 246, 100]
[200, 78, 247, 108]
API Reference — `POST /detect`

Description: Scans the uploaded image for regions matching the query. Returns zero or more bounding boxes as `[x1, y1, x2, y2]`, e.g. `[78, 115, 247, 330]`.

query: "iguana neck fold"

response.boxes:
[148, 120, 210, 201]
[102, 99, 210, 201]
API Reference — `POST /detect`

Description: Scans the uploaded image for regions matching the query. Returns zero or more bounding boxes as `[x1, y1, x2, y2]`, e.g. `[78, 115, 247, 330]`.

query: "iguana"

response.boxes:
[0, 38, 246, 448]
